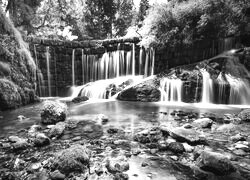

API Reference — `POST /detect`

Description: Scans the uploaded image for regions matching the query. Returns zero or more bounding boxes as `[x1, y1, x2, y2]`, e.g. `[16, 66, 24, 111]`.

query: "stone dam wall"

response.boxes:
[27, 36, 246, 97]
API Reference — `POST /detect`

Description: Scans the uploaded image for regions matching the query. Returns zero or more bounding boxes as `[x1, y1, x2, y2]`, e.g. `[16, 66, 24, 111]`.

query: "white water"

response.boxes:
[45, 46, 51, 97]
[76, 76, 143, 99]
[150, 47, 155, 76]
[201, 69, 213, 104]
[34, 44, 44, 97]
[226, 74, 250, 104]
[132, 43, 135, 76]
[72, 49, 75, 86]
[160, 77, 183, 102]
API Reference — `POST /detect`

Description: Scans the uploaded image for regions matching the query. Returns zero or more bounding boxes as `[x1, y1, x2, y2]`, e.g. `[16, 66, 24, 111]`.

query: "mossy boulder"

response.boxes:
[0, 78, 22, 110]
[41, 101, 67, 124]
[51, 144, 90, 175]
[238, 109, 250, 122]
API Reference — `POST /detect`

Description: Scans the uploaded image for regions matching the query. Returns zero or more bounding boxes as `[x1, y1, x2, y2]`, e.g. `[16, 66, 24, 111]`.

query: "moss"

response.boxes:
[52, 144, 90, 175]
[0, 78, 22, 110]
[0, 61, 11, 77]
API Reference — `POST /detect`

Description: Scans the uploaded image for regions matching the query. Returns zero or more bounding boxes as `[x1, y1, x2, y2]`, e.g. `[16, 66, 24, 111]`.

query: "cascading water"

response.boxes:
[34, 44, 44, 97]
[132, 43, 135, 76]
[150, 47, 155, 76]
[201, 69, 213, 104]
[226, 74, 250, 104]
[45, 46, 51, 97]
[72, 49, 75, 86]
[139, 47, 143, 75]
[144, 50, 149, 77]
[160, 77, 183, 102]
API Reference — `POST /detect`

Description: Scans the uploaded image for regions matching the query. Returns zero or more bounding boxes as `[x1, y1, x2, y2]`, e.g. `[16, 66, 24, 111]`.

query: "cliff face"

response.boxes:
[0, 9, 37, 110]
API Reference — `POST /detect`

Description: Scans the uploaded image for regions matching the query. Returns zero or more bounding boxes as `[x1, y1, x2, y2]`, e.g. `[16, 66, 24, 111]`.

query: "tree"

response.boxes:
[139, 0, 250, 47]
[85, 0, 116, 39]
[32, 0, 86, 40]
[2, 0, 42, 35]
[137, 0, 149, 24]
[113, 0, 134, 37]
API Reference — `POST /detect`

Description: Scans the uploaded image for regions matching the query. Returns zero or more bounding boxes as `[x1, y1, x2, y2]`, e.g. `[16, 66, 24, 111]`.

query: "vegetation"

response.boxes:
[139, 0, 250, 47]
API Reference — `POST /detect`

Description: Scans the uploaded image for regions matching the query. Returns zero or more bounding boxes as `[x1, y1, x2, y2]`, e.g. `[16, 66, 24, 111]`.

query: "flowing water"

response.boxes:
[45, 46, 52, 97]
[160, 77, 183, 102]
[201, 69, 213, 104]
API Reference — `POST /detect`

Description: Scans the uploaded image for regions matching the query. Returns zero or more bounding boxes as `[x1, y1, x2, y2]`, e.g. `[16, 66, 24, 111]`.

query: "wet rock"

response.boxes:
[41, 100, 67, 125]
[50, 170, 66, 180]
[182, 123, 192, 129]
[95, 114, 109, 124]
[182, 142, 194, 152]
[28, 125, 42, 137]
[168, 142, 185, 153]
[193, 118, 213, 128]
[33, 133, 50, 147]
[170, 127, 205, 145]
[52, 144, 90, 175]
[113, 172, 129, 180]
[238, 109, 250, 122]
[72, 136, 81, 141]
[230, 134, 246, 142]
[117, 79, 161, 102]
[48, 122, 66, 138]
[107, 127, 119, 134]
[72, 96, 89, 103]
[196, 150, 236, 175]
[106, 159, 129, 173]
[12, 139, 29, 150]
[141, 161, 149, 167]
[8, 136, 22, 143]
[134, 127, 162, 144]
[216, 123, 236, 132]
[233, 149, 247, 156]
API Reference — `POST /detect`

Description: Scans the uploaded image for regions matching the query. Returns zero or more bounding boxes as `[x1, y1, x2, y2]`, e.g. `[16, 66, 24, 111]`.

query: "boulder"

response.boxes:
[238, 109, 250, 122]
[48, 122, 66, 138]
[117, 79, 160, 102]
[41, 101, 67, 124]
[0, 79, 22, 110]
[52, 144, 90, 175]
[196, 150, 236, 175]
[170, 127, 205, 145]
[193, 118, 213, 128]
[72, 96, 89, 103]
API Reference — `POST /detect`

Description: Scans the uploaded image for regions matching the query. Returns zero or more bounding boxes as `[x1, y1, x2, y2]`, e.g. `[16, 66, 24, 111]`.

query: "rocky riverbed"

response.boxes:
[0, 100, 250, 180]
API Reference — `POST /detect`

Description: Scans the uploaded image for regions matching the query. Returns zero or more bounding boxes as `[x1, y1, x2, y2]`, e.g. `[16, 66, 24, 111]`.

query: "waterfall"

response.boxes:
[160, 78, 183, 102]
[139, 47, 143, 75]
[72, 49, 75, 86]
[144, 50, 149, 77]
[34, 44, 44, 97]
[126, 51, 131, 75]
[215, 73, 228, 104]
[226, 74, 250, 104]
[150, 47, 155, 76]
[132, 43, 135, 76]
[81, 49, 85, 84]
[201, 69, 213, 104]
[45, 46, 51, 97]
[77, 76, 143, 99]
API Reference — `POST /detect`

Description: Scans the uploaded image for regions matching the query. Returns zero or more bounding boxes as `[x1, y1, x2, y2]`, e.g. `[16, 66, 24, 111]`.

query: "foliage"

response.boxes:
[32, 0, 86, 40]
[113, 0, 135, 37]
[139, 0, 250, 47]
[137, 0, 149, 24]
[0, 0, 42, 34]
